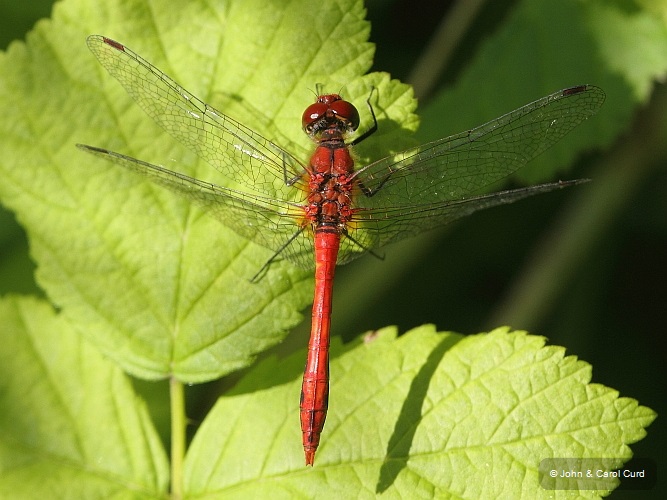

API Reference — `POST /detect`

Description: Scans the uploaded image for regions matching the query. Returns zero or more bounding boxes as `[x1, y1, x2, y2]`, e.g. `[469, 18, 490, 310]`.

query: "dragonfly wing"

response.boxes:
[341, 180, 587, 260]
[355, 86, 604, 203]
[86, 35, 306, 200]
[77, 144, 315, 270]
[350, 85, 604, 249]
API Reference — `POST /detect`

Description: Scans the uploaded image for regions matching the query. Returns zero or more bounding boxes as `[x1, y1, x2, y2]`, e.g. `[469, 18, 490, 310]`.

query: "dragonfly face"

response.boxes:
[302, 94, 361, 140]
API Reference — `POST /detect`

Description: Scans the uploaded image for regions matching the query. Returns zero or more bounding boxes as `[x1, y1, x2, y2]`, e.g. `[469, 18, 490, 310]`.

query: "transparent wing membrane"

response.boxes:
[81, 36, 604, 268]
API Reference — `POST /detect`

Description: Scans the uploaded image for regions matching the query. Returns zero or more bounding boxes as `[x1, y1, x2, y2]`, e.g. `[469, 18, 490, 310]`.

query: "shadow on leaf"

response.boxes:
[377, 332, 462, 492]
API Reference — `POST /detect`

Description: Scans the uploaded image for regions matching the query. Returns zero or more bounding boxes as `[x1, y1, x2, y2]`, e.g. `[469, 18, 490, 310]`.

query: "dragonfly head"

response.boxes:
[302, 94, 360, 140]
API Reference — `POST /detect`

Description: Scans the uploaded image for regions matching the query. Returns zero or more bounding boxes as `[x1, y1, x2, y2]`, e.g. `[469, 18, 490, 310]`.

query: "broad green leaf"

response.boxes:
[0, 0, 416, 382]
[183, 326, 655, 498]
[0, 295, 169, 498]
[0, 2, 659, 497]
[418, 0, 667, 184]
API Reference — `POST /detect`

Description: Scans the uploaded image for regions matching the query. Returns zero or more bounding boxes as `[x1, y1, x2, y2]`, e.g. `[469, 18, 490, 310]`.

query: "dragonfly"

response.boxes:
[77, 35, 605, 466]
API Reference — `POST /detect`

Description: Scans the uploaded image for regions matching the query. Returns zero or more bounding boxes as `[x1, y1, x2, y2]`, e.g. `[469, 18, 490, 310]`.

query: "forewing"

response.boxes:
[350, 85, 604, 248]
[86, 35, 306, 200]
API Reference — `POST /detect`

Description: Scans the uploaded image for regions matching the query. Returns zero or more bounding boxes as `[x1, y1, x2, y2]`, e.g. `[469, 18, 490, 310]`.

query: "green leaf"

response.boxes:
[0, 297, 656, 496]
[0, 295, 169, 498]
[0, 0, 416, 382]
[183, 326, 655, 497]
[0, 1, 658, 495]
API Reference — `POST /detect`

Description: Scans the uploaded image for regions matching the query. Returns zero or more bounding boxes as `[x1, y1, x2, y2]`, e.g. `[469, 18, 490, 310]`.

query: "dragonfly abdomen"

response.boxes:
[300, 228, 339, 465]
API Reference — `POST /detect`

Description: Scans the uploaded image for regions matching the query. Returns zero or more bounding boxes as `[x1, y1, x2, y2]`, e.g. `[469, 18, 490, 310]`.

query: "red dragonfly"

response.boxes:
[77, 35, 604, 465]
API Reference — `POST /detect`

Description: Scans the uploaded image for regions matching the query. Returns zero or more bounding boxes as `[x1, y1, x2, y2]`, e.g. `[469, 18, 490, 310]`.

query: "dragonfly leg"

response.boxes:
[283, 150, 310, 186]
[357, 166, 396, 197]
[342, 229, 385, 261]
[250, 227, 307, 282]
[349, 87, 378, 147]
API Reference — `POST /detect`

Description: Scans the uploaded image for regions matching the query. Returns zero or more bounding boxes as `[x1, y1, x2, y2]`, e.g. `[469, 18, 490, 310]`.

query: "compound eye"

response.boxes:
[302, 102, 328, 131]
[329, 100, 360, 130]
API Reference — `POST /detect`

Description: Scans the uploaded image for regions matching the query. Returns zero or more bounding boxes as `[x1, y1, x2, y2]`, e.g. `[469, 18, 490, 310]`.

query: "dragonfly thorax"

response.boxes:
[306, 146, 355, 229]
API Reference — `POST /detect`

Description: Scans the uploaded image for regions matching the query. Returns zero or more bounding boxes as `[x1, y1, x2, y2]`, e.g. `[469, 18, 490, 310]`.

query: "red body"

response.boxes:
[299, 95, 359, 465]
[300, 230, 338, 465]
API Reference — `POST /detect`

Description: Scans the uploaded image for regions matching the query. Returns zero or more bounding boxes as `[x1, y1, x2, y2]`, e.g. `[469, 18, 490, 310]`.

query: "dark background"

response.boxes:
[1, 1, 663, 497]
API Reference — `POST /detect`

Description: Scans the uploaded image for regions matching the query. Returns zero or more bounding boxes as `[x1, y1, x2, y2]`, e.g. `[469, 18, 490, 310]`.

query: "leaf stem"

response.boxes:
[170, 377, 186, 500]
